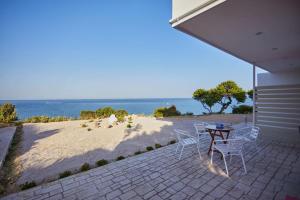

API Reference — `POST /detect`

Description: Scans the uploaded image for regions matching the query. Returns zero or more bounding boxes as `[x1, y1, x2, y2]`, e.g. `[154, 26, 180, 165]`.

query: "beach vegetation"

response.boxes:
[146, 146, 154, 151]
[155, 143, 162, 149]
[126, 123, 132, 128]
[81, 124, 87, 128]
[183, 112, 193, 116]
[23, 116, 71, 123]
[134, 151, 142, 155]
[96, 107, 115, 118]
[116, 156, 125, 161]
[154, 105, 181, 118]
[87, 128, 92, 131]
[232, 105, 253, 114]
[96, 159, 108, 166]
[80, 163, 90, 171]
[59, 171, 72, 179]
[80, 111, 96, 120]
[168, 140, 176, 144]
[193, 81, 246, 114]
[20, 181, 36, 190]
[115, 109, 128, 122]
[0, 103, 17, 123]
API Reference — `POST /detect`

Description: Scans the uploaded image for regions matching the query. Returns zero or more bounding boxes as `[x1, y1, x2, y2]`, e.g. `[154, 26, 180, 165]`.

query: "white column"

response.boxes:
[253, 64, 256, 125]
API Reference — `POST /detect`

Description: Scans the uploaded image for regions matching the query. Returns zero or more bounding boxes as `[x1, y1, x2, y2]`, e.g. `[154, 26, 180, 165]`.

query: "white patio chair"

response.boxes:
[210, 138, 247, 176]
[174, 129, 202, 160]
[193, 122, 210, 146]
[234, 126, 260, 151]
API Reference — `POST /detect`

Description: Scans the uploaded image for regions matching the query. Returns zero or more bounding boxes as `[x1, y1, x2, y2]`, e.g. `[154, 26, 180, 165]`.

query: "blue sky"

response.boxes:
[0, 0, 256, 100]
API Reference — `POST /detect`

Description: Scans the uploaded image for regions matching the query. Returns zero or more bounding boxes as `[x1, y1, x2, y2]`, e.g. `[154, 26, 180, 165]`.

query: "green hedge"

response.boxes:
[232, 105, 253, 114]
[0, 103, 17, 123]
[154, 105, 181, 118]
[80, 111, 96, 120]
[24, 116, 72, 123]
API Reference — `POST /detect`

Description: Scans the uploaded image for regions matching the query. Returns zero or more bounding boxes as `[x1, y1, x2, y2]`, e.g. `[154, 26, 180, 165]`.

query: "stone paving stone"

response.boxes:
[1, 140, 300, 200]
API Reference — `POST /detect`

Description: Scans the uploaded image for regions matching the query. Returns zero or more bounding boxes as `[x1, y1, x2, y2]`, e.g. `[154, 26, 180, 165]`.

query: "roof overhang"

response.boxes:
[170, 0, 300, 73]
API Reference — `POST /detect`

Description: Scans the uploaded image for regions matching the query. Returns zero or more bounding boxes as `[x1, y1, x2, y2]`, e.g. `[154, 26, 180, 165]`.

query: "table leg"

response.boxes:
[208, 130, 215, 155]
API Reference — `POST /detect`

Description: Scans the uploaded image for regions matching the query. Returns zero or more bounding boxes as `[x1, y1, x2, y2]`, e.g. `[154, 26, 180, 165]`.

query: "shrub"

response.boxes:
[232, 105, 253, 114]
[155, 144, 162, 149]
[24, 116, 71, 123]
[20, 181, 36, 190]
[96, 107, 115, 118]
[87, 128, 92, 131]
[80, 111, 96, 120]
[81, 124, 87, 128]
[59, 171, 72, 179]
[168, 140, 176, 145]
[115, 110, 128, 122]
[96, 159, 108, 166]
[0, 103, 17, 123]
[134, 151, 142, 155]
[80, 163, 90, 171]
[127, 123, 132, 128]
[116, 156, 125, 161]
[146, 146, 154, 151]
[154, 105, 181, 118]
[184, 112, 194, 116]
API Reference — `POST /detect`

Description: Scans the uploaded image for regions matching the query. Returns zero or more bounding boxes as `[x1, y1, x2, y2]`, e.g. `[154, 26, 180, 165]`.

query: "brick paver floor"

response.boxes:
[1, 138, 300, 200]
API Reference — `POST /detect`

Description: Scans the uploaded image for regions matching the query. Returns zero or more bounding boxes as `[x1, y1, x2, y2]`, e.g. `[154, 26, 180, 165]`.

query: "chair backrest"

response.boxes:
[174, 129, 189, 143]
[194, 122, 208, 135]
[249, 126, 260, 140]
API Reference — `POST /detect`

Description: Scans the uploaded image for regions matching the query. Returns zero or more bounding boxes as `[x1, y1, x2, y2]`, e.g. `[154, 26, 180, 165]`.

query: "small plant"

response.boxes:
[20, 181, 36, 190]
[96, 159, 108, 166]
[146, 146, 154, 151]
[116, 156, 125, 161]
[127, 123, 132, 128]
[80, 163, 90, 172]
[155, 143, 162, 149]
[134, 151, 142, 155]
[168, 140, 176, 145]
[87, 128, 92, 131]
[153, 105, 181, 118]
[81, 124, 87, 128]
[59, 171, 72, 179]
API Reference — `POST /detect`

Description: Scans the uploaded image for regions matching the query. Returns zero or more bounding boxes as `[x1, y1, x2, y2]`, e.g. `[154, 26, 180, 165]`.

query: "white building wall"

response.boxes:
[257, 70, 300, 86]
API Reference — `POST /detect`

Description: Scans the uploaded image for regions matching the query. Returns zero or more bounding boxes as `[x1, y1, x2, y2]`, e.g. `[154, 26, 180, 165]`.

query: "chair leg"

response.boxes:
[175, 143, 180, 153]
[240, 152, 247, 174]
[179, 146, 184, 160]
[196, 143, 202, 160]
[223, 154, 229, 176]
[210, 147, 214, 164]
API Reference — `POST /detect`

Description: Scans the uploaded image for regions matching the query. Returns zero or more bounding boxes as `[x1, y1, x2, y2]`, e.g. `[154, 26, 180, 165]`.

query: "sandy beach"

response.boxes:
[16, 114, 251, 184]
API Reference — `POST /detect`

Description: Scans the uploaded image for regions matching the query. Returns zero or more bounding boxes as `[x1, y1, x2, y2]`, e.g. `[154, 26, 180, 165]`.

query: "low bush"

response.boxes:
[146, 146, 154, 151]
[87, 128, 92, 131]
[20, 181, 36, 190]
[96, 159, 108, 166]
[81, 124, 87, 128]
[168, 140, 176, 145]
[154, 105, 181, 118]
[134, 151, 142, 155]
[80, 163, 90, 171]
[59, 171, 72, 179]
[127, 123, 132, 128]
[155, 144, 162, 149]
[232, 105, 253, 114]
[116, 156, 125, 161]
[183, 112, 194, 116]
[0, 103, 17, 123]
[96, 107, 115, 118]
[115, 109, 128, 122]
[80, 110, 96, 120]
[24, 116, 71, 123]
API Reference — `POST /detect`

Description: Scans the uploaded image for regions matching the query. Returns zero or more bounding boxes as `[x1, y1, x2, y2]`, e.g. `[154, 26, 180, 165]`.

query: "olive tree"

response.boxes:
[215, 81, 246, 113]
[192, 89, 219, 114]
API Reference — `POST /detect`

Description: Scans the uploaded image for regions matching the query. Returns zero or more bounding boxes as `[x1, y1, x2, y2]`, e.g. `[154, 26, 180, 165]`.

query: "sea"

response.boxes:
[0, 98, 252, 120]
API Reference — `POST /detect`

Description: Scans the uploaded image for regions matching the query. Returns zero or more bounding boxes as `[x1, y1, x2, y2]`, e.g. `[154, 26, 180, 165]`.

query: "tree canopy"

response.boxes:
[193, 80, 247, 114]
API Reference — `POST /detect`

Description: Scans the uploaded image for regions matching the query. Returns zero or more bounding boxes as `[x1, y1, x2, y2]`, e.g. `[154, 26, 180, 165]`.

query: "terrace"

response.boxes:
[2, 129, 300, 200]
